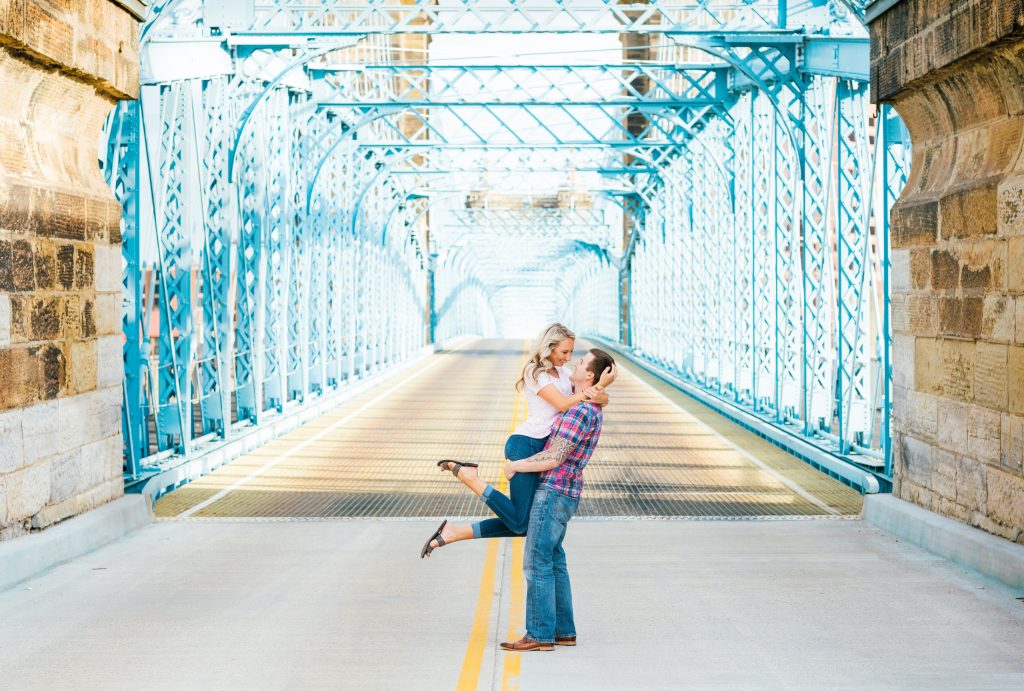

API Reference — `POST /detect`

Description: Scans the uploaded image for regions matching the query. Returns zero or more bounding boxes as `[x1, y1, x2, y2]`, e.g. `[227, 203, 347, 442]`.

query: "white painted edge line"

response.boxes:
[177, 339, 472, 518]
[605, 349, 843, 517]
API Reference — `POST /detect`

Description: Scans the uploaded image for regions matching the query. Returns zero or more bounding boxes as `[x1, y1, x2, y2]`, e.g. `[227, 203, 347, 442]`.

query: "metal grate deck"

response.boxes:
[155, 339, 862, 520]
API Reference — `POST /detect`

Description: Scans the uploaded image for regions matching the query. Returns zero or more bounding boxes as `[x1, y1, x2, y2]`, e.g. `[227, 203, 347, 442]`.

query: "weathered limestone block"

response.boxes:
[982, 294, 1015, 343]
[968, 403, 1003, 463]
[0, 407, 22, 474]
[0, 292, 9, 345]
[1002, 411, 1024, 474]
[914, 336, 942, 393]
[956, 454, 988, 514]
[985, 467, 1024, 541]
[974, 341, 1008, 409]
[940, 339, 975, 401]
[890, 248, 911, 290]
[0, 0, 140, 539]
[93, 292, 120, 335]
[49, 448, 83, 504]
[935, 398, 967, 452]
[5, 461, 49, 525]
[898, 434, 934, 488]
[905, 389, 938, 440]
[999, 173, 1024, 234]
[21, 400, 61, 465]
[909, 248, 930, 289]
[1010, 346, 1024, 414]
[1017, 300, 1024, 345]
[892, 333, 915, 389]
[872, 0, 1024, 543]
[930, 447, 958, 501]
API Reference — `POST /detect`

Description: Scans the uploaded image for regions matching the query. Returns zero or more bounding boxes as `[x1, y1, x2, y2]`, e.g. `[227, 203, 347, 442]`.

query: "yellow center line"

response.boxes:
[456, 340, 530, 691]
[457, 538, 500, 691]
[500, 536, 526, 690]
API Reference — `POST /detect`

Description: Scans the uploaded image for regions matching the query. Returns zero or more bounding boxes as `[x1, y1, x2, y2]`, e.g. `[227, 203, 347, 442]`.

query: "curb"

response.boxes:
[862, 494, 1024, 590]
[0, 495, 152, 593]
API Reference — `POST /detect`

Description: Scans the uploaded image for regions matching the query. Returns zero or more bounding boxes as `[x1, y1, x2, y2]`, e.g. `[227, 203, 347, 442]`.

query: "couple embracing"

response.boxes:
[421, 323, 616, 652]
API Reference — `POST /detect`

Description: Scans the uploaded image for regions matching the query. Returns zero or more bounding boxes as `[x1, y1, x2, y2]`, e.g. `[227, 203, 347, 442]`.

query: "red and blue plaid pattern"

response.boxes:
[540, 402, 603, 499]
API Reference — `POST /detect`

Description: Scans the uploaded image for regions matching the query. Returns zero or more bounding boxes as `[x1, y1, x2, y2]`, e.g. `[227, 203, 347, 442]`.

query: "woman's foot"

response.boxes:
[422, 522, 474, 557]
[420, 519, 447, 558]
[437, 460, 479, 478]
[446, 463, 489, 498]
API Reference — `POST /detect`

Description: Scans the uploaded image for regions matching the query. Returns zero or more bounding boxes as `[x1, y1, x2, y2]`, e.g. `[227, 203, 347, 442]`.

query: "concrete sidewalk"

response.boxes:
[1, 518, 1022, 690]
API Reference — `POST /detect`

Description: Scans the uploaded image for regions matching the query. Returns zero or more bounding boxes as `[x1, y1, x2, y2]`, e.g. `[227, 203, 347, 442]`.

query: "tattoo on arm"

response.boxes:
[515, 437, 575, 472]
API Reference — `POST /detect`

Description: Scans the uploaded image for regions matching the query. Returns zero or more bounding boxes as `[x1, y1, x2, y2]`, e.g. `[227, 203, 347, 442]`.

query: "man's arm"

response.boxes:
[507, 436, 576, 475]
[505, 406, 593, 477]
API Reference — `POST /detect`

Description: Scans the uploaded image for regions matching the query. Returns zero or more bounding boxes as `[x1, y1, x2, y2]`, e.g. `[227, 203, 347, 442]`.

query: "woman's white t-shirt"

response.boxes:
[514, 365, 574, 439]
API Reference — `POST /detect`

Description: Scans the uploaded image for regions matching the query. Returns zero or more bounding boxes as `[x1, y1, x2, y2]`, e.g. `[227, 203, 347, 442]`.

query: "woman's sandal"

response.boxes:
[436, 459, 479, 477]
[420, 519, 448, 558]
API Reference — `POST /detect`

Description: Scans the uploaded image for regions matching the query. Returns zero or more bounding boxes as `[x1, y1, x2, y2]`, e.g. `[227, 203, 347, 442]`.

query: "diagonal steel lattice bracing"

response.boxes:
[334, 103, 723, 147]
[196, 76, 234, 438]
[311, 63, 731, 106]
[154, 82, 192, 453]
[103, 0, 900, 496]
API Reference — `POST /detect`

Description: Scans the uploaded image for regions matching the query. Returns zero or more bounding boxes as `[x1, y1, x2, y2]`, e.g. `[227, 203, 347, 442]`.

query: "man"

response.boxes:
[500, 347, 615, 652]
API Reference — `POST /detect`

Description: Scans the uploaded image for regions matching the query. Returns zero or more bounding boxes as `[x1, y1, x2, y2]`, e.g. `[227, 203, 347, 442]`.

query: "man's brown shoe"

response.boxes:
[555, 636, 576, 646]
[500, 637, 554, 652]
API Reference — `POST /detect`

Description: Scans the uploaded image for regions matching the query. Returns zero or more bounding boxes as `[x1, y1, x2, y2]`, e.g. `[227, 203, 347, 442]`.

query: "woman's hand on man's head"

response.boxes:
[597, 364, 618, 388]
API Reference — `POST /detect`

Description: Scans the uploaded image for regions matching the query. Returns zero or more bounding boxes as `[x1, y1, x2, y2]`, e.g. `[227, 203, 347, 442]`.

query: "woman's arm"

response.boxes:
[537, 382, 588, 412]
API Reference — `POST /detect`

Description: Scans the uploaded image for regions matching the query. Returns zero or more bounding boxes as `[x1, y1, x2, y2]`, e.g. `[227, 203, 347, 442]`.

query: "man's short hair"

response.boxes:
[586, 348, 615, 384]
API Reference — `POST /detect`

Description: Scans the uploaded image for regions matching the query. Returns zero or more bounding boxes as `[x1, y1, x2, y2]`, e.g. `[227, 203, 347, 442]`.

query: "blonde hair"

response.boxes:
[515, 323, 576, 392]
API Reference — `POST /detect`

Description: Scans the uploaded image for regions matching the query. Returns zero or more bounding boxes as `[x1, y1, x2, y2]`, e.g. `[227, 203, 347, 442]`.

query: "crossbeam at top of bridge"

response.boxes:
[196, 0, 861, 36]
[364, 145, 665, 174]
[444, 207, 611, 229]
[309, 63, 731, 107]
[336, 103, 719, 147]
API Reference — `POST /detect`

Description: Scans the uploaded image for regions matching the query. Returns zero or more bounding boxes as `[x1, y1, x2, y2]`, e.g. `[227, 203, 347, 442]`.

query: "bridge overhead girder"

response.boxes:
[198, 0, 846, 35]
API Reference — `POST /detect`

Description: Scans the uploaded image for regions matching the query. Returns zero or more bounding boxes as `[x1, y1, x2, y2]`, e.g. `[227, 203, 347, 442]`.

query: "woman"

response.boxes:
[421, 323, 615, 557]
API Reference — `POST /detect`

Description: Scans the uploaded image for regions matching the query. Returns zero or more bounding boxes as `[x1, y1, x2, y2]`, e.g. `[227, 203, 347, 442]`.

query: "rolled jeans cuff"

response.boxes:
[482, 484, 495, 500]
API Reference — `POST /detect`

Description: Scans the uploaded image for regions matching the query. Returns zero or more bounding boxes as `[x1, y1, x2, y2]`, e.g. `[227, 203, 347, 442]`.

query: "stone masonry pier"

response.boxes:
[870, 0, 1024, 543]
[0, 0, 140, 539]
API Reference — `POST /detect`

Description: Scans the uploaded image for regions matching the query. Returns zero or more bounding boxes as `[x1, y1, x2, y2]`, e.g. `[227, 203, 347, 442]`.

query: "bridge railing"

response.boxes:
[627, 76, 910, 486]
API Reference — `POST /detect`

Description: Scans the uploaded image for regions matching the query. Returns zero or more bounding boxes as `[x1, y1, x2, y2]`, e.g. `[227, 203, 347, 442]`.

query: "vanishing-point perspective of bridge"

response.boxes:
[0, 1, 1022, 689]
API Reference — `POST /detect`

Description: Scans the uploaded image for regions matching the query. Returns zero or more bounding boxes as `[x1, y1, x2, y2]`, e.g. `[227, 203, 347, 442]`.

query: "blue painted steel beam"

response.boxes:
[225, 1, 795, 36]
[801, 37, 870, 81]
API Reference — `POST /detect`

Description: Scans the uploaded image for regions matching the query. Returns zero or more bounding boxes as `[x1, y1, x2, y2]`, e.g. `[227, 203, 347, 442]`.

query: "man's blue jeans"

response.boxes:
[524, 486, 579, 643]
[472, 434, 547, 539]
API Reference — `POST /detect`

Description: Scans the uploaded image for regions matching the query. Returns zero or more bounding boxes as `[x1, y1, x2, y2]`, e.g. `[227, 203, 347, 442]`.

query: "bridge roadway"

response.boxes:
[0, 340, 1022, 689]
[154, 339, 862, 520]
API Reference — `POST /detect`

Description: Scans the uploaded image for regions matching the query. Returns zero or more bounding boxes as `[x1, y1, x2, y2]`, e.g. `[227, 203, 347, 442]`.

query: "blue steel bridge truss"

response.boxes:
[103, 0, 907, 494]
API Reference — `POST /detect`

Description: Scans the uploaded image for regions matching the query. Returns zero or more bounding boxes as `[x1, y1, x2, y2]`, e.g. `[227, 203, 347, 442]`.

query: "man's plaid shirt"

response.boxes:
[540, 402, 603, 499]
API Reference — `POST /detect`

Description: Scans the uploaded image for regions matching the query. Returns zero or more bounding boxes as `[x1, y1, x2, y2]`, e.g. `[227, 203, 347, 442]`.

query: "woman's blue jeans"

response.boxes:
[471, 434, 547, 539]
